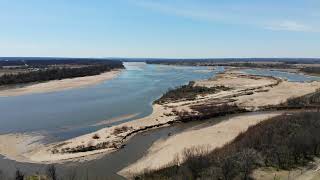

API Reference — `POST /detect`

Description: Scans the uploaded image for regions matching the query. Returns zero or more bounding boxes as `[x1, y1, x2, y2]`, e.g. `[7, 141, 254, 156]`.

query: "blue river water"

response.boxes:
[0, 63, 223, 140]
[0, 64, 318, 141]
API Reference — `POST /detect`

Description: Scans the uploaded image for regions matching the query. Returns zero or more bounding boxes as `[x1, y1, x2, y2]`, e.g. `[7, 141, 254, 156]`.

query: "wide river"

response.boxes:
[0, 62, 319, 179]
[0, 62, 223, 140]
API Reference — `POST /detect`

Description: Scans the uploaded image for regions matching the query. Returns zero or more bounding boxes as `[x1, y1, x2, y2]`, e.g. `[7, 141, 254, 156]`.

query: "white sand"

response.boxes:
[195, 72, 278, 89]
[194, 71, 320, 110]
[119, 113, 281, 177]
[236, 81, 320, 108]
[0, 70, 122, 97]
[0, 133, 44, 162]
[0, 104, 177, 163]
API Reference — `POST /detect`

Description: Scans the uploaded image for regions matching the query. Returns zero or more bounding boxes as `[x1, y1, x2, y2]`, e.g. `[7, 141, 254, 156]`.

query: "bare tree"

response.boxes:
[46, 164, 57, 180]
[238, 149, 262, 180]
[0, 169, 6, 180]
[64, 168, 77, 180]
[14, 169, 24, 180]
[221, 155, 239, 180]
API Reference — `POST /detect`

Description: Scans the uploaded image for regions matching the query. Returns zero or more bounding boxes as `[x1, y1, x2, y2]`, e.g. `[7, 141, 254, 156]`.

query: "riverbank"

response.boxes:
[0, 70, 319, 164]
[119, 112, 282, 178]
[0, 104, 177, 163]
[0, 133, 44, 163]
[0, 70, 122, 97]
[131, 111, 320, 180]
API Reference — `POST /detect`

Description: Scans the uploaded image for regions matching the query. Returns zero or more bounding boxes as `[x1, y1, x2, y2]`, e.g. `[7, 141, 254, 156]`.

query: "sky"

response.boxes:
[0, 0, 319, 58]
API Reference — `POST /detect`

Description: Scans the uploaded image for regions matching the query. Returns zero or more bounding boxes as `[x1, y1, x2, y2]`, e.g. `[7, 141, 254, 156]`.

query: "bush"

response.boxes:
[284, 89, 320, 108]
[176, 103, 245, 122]
[301, 67, 320, 75]
[92, 134, 100, 139]
[113, 126, 131, 135]
[155, 81, 231, 104]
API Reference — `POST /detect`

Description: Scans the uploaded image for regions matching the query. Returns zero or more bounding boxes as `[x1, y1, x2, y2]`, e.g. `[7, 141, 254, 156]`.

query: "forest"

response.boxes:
[0, 57, 123, 67]
[0, 60, 124, 86]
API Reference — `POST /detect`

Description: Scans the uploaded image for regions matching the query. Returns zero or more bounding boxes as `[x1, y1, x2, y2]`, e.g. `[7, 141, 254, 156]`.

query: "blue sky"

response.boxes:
[0, 0, 319, 58]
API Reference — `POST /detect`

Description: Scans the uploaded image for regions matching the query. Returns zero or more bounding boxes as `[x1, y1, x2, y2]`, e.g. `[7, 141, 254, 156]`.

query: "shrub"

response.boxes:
[155, 81, 231, 104]
[301, 67, 320, 75]
[113, 126, 131, 135]
[92, 134, 100, 139]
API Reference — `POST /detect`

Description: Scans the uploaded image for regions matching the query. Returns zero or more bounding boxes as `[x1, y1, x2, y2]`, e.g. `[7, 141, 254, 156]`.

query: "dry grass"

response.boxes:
[113, 126, 132, 135]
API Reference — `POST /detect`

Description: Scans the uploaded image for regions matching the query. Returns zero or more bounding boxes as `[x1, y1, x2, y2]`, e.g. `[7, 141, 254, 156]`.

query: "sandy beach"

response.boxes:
[0, 133, 44, 162]
[119, 112, 282, 177]
[0, 104, 177, 163]
[0, 70, 122, 97]
[194, 71, 320, 110]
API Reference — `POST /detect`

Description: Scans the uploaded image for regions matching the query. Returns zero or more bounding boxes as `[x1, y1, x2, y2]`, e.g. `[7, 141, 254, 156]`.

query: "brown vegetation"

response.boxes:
[285, 88, 320, 107]
[0, 58, 124, 86]
[136, 112, 320, 180]
[301, 67, 320, 75]
[155, 81, 231, 104]
[262, 88, 320, 110]
[92, 134, 100, 139]
[175, 103, 246, 122]
[113, 126, 132, 135]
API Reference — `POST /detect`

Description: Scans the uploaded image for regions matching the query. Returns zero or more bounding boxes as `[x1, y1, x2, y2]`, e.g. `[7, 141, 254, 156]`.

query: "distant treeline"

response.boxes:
[148, 61, 294, 69]
[137, 111, 320, 180]
[0, 63, 124, 86]
[146, 58, 320, 65]
[0, 58, 123, 68]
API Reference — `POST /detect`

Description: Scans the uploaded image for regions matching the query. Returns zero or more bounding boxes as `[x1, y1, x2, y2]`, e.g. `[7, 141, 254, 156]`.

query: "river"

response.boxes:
[0, 63, 319, 179]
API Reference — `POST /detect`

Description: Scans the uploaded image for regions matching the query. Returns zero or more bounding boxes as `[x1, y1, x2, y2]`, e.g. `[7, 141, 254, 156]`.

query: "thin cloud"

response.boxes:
[129, 0, 319, 33]
[129, 0, 224, 21]
[266, 21, 314, 32]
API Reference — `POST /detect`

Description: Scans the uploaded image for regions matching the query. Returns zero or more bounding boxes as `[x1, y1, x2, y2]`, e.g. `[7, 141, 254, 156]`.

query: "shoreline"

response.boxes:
[0, 69, 122, 97]
[119, 112, 282, 177]
[0, 70, 319, 164]
[0, 104, 177, 163]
